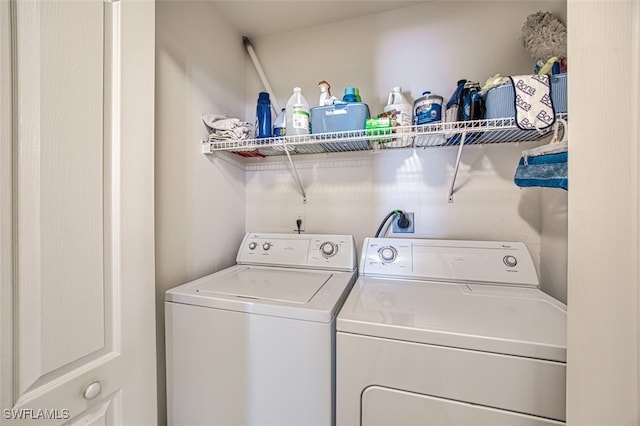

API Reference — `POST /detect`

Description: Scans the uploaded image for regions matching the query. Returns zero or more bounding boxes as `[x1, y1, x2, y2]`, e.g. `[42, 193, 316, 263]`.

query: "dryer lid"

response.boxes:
[337, 276, 567, 362]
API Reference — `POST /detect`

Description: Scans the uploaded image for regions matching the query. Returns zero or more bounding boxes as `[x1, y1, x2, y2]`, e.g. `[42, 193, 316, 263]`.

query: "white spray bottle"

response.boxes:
[318, 80, 338, 106]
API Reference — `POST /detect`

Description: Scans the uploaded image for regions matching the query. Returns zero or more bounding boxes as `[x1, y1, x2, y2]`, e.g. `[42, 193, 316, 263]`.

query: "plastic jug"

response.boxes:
[384, 87, 412, 127]
[286, 87, 310, 136]
[255, 92, 272, 138]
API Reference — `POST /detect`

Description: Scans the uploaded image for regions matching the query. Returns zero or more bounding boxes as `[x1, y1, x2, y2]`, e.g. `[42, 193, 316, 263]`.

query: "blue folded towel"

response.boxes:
[514, 151, 568, 190]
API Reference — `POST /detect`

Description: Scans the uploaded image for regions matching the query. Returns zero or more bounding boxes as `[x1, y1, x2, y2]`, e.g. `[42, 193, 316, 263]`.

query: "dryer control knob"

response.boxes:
[503, 255, 518, 267]
[320, 241, 337, 257]
[379, 246, 397, 263]
[262, 242, 272, 251]
[248, 242, 257, 250]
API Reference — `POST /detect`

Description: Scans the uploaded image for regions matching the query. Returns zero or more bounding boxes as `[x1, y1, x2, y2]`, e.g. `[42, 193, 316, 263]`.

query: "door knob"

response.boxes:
[83, 381, 102, 400]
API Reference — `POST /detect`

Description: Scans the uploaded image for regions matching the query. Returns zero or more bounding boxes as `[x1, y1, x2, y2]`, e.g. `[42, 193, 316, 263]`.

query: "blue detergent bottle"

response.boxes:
[343, 86, 358, 103]
[256, 92, 272, 138]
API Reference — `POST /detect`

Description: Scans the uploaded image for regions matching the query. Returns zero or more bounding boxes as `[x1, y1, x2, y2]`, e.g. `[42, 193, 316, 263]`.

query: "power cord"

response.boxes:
[296, 218, 302, 234]
[396, 212, 411, 229]
[374, 210, 410, 238]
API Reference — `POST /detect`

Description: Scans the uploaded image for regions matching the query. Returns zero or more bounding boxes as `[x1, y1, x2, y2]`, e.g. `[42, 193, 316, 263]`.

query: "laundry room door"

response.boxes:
[0, 0, 156, 424]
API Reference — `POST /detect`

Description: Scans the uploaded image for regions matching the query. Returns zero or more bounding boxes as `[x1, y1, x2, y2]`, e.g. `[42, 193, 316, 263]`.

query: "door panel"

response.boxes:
[1, 0, 156, 424]
[16, 0, 107, 393]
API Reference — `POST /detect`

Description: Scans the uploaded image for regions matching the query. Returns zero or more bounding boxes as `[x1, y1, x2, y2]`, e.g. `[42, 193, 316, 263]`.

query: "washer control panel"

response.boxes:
[237, 233, 356, 272]
[360, 237, 539, 287]
[319, 241, 338, 258]
[378, 246, 398, 263]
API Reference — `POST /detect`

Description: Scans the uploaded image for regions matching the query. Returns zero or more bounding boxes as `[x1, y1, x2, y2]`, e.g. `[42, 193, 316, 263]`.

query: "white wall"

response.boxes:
[240, 1, 568, 302]
[155, 2, 247, 423]
[540, 190, 568, 303]
[245, 145, 544, 251]
[567, 1, 640, 423]
[242, 1, 567, 119]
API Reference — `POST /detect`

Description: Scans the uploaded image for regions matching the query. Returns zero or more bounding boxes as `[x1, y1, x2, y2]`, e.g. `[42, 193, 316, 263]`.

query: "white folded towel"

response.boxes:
[203, 114, 253, 140]
[509, 75, 555, 131]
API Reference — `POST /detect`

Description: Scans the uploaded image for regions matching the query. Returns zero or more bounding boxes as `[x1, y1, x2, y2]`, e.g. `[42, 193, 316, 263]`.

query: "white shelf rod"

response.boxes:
[283, 144, 307, 204]
[448, 132, 467, 203]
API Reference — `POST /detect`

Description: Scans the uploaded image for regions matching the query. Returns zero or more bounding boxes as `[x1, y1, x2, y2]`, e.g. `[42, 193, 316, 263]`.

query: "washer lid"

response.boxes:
[166, 265, 357, 323]
[337, 277, 567, 362]
[196, 267, 331, 303]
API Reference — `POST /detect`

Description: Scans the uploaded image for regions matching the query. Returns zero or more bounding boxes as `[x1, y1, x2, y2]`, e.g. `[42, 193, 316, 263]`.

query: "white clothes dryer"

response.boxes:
[337, 238, 567, 426]
[166, 232, 357, 426]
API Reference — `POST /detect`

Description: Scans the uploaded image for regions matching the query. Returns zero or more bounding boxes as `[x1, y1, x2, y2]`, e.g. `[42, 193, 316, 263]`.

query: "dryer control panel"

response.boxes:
[360, 237, 539, 287]
[237, 233, 357, 272]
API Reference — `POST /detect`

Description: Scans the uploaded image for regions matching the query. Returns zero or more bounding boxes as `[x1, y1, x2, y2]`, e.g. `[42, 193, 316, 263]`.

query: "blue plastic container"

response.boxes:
[485, 73, 568, 119]
[255, 92, 272, 138]
[481, 74, 567, 143]
[310, 102, 370, 152]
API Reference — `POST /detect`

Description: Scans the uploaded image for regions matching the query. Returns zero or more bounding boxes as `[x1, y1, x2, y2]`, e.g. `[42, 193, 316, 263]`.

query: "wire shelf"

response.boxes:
[202, 113, 568, 157]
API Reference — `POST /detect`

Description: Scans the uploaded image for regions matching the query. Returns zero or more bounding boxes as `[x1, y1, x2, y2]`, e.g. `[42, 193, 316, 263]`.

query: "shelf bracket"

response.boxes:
[283, 144, 307, 204]
[448, 132, 467, 203]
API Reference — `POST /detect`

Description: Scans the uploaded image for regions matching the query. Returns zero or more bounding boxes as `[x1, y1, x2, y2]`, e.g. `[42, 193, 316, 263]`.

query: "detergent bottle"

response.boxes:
[343, 86, 358, 103]
[255, 92, 272, 138]
[384, 87, 412, 128]
[273, 108, 286, 137]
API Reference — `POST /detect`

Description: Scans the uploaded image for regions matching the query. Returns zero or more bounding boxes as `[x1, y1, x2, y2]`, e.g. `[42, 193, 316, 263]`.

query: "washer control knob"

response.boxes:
[248, 242, 257, 250]
[262, 242, 271, 251]
[503, 255, 518, 267]
[320, 241, 337, 257]
[378, 246, 397, 263]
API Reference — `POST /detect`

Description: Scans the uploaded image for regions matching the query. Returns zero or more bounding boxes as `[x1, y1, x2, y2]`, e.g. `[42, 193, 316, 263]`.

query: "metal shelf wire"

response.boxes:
[201, 113, 568, 157]
[201, 113, 567, 204]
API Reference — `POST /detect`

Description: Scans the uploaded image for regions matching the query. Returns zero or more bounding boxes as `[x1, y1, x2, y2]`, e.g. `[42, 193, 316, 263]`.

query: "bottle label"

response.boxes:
[395, 108, 412, 127]
[292, 107, 309, 130]
[415, 103, 442, 125]
[414, 95, 443, 125]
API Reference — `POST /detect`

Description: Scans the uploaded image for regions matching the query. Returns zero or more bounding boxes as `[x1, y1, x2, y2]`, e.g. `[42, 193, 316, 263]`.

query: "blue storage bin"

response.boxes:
[480, 73, 567, 143]
[485, 73, 567, 119]
[310, 103, 370, 152]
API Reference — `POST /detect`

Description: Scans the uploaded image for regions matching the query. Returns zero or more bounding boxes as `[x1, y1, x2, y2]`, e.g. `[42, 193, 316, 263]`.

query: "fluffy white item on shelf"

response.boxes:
[521, 11, 567, 63]
[202, 114, 253, 140]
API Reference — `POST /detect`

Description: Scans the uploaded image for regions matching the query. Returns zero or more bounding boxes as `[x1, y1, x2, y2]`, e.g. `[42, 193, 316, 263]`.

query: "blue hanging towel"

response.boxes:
[514, 151, 568, 190]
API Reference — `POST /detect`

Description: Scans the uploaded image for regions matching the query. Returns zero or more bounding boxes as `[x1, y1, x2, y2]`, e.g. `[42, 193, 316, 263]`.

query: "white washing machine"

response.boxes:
[165, 232, 357, 426]
[337, 238, 567, 426]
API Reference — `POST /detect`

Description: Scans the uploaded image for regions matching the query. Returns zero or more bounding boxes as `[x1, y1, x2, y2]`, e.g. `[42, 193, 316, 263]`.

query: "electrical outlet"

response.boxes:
[293, 213, 305, 233]
[392, 212, 414, 233]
